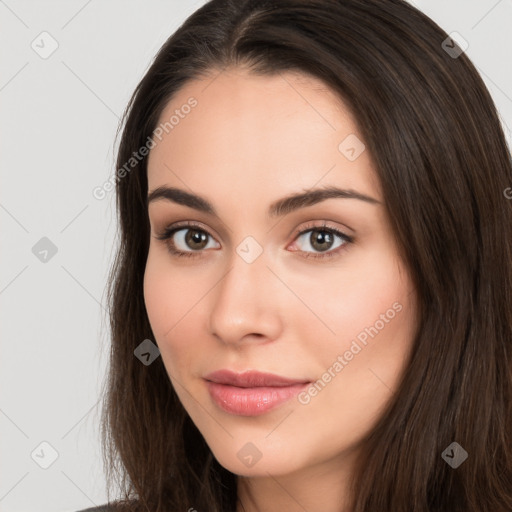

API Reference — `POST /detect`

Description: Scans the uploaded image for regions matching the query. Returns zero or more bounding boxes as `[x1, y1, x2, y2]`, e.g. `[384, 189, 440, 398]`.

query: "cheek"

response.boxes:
[143, 252, 191, 360]
[143, 252, 173, 338]
[143, 249, 214, 379]
[311, 263, 416, 403]
[292, 264, 416, 445]
[291, 258, 416, 433]
[289, 248, 413, 358]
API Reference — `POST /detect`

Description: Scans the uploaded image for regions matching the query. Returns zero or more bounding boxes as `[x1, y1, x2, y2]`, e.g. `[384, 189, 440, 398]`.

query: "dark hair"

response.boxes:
[102, 0, 512, 510]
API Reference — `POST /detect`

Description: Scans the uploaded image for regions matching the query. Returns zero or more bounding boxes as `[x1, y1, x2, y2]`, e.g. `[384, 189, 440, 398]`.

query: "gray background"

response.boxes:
[1, 1, 511, 511]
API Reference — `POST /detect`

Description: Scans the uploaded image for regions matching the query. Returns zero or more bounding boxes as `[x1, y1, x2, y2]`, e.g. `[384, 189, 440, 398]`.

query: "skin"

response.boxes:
[144, 66, 418, 512]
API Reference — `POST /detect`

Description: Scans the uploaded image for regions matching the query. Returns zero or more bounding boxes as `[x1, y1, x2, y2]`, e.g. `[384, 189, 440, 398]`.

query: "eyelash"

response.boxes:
[155, 221, 354, 260]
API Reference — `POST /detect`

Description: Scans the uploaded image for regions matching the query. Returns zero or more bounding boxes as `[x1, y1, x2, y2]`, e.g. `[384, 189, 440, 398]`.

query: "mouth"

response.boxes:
[204, 369, 311, 416]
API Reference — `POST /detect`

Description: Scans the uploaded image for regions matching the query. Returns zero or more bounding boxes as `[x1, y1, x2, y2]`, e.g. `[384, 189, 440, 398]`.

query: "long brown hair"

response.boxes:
[101, 1, 512, 510]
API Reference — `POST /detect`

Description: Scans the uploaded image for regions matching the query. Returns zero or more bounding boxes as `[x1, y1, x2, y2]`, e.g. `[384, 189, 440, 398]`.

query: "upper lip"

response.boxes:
[204, 369, 310, 388]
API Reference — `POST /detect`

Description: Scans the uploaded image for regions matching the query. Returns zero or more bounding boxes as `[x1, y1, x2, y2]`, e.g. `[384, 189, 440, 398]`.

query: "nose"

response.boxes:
[208, 248, 283, 347]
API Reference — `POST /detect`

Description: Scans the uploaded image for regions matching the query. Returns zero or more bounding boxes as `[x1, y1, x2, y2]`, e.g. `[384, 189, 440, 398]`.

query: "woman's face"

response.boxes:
[144, 67, 418, 478]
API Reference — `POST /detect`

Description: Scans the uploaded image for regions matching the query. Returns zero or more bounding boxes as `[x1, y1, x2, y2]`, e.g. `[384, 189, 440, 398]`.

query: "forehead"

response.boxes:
[147, 67, 381, 205]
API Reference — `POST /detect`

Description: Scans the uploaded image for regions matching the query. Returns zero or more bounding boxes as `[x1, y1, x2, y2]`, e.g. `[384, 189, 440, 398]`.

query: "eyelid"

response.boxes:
[289, 220, 353, 244]
[156, 220, 219, 241]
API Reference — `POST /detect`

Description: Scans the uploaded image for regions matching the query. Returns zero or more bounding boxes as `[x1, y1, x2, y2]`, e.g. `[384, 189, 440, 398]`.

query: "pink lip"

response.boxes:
[204, 370, 310, 416]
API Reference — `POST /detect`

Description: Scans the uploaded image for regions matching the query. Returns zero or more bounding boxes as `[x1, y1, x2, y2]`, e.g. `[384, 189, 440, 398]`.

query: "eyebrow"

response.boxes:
[147, 185, 380, 218]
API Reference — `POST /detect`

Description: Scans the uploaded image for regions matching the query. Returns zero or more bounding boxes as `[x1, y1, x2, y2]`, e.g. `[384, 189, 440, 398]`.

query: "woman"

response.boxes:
[81, 0, 512, 510]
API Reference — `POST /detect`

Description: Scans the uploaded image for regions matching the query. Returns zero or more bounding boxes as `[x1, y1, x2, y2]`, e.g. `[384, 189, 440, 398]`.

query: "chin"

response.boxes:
[204, 434, 308, 477]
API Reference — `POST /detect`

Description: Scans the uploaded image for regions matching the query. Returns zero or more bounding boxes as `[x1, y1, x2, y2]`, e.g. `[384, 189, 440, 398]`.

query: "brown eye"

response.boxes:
[184, 229, 209, 250]
[308, 230, 335, 252]
[291, 224, 353, 260]
[295, 227, 349, 254]
[155, 223, 220, 257]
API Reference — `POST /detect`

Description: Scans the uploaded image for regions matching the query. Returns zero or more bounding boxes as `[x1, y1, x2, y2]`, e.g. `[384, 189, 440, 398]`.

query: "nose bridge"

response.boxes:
[208, 244, 282, 344]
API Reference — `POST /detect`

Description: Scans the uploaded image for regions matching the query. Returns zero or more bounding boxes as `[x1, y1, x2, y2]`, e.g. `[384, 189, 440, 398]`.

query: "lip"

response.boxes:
[204, 370, 310, 416]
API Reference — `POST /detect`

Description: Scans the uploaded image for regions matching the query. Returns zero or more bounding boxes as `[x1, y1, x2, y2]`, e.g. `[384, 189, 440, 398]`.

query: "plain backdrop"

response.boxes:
[1, 1, 511, 511]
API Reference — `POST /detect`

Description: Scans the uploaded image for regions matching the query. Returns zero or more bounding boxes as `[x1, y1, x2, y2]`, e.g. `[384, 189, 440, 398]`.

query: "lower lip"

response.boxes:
[206, 381, 309, 416]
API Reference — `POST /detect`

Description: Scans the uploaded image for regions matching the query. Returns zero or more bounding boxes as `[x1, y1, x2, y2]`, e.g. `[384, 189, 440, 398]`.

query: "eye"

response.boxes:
[290, 222, 353, 259]
[155, 222, 220, 258]
[155, 221, 353, 260]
